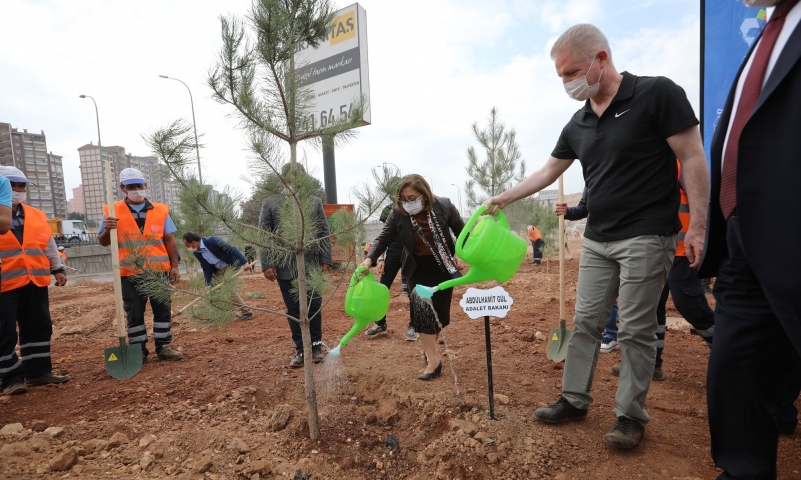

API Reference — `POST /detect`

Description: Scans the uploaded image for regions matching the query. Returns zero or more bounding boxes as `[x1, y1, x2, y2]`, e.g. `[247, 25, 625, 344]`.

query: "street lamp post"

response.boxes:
[79, 95, 102, 222]
[159, 75, 202, 187]
[451, 183, 463, 213]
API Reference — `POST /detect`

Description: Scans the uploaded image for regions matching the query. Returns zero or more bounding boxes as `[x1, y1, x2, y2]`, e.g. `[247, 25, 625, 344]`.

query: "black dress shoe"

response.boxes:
[418, 362, 442, 381]
[534, 396, 588, 423]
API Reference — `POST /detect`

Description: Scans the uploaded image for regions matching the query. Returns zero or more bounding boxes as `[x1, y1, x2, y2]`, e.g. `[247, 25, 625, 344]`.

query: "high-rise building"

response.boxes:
[78, 143, 181, 223]
[67, 185, 84, 214]
[0, 122, 68, 218]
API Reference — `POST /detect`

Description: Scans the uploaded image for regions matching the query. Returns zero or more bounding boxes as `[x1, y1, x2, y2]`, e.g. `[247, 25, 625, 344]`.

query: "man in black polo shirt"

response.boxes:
[487, 23, 709, 448]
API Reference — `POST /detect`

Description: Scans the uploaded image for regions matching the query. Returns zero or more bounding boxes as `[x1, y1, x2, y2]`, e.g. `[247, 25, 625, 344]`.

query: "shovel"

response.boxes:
[547, 175, 573, 362]
[102, 161, 142, 379]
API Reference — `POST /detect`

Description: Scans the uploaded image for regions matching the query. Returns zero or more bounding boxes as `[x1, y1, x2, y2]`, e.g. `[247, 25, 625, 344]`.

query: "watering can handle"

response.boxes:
[456, 204, 511, 257]
[350, 265, 368, 287]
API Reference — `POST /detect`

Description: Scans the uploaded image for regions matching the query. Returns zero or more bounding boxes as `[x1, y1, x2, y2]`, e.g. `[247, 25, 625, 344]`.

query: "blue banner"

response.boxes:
[702, 1, 766, 161]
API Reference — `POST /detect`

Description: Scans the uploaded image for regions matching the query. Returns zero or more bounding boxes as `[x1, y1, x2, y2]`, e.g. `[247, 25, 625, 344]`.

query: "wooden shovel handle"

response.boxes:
[103, 161, 126, 339]
[558, 176, 566, 321]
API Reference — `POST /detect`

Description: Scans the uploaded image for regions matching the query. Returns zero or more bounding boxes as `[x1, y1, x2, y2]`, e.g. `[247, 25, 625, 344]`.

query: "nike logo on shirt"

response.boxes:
[615, 109, 630, 118]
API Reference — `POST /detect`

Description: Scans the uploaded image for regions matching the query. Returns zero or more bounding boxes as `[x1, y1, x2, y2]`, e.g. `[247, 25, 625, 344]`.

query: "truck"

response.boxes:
[47, 218, 90, 245]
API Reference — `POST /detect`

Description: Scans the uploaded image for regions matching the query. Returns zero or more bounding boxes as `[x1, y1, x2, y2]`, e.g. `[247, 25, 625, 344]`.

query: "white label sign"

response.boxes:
[459, 286, 514, 319]
[539, 189, 558, 201]
[294, 3, 371, 130]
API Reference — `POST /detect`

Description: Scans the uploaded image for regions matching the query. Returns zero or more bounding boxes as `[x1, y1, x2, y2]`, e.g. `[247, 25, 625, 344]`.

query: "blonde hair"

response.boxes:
[550, 24, 612, 64]
[395, 174, 435, 216]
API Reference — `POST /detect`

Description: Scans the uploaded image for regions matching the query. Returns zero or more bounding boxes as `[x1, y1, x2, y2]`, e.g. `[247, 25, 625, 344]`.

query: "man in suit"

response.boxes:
[182, 232, 253, 322]
[699, 0, 801, 478]
[259, 163, 331, 367]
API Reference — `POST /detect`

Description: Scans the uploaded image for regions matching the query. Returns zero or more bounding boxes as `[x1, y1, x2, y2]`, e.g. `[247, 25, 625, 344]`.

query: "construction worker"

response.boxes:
[182, 232, 253, 321]
[0, 166, 69, 396]
[57, 246, 67, 265]
[98, 168, 183, 363]
[527, 225, 544, 265]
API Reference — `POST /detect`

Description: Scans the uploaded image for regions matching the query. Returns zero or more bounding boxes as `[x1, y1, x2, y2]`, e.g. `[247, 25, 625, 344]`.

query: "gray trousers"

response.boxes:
[562, 234, 676, 425]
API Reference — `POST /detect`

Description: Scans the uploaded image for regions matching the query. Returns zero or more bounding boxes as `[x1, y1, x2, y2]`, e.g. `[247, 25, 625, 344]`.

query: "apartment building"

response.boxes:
[0, 122, 68, 218]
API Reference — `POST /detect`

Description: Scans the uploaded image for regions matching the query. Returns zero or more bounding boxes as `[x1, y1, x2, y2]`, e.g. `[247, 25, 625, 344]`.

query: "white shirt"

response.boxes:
[721, 2, 801, 168]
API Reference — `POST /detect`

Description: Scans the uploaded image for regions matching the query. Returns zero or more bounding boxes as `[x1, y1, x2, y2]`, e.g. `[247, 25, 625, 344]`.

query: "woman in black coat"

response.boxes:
[362, 174, 465, 380]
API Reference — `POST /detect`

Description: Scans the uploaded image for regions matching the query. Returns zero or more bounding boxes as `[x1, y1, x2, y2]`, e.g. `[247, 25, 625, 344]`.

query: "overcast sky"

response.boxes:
[1, 0, 701, 210]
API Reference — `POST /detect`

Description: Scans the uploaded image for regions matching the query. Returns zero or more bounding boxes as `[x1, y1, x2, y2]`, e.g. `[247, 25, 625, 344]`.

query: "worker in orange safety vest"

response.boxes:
[0, 166, 69, 396]
[98, 168, 183, 364]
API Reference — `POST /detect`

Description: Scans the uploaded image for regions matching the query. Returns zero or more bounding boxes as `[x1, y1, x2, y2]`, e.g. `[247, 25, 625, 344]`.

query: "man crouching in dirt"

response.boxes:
[0, 167, 69, 395]
[258, 163, 331, 368]
[98, 168, 183, 364]
[486, 24, 709, 449]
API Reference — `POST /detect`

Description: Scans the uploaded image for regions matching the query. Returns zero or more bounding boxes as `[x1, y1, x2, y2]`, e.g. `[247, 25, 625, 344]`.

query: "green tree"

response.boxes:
[67, 212, 85, 221]
[138, 0, 391, 441]
[464, 107, 526, 212]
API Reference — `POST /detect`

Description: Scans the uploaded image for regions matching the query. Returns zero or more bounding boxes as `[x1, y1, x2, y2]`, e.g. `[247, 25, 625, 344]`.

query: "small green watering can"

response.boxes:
[415, 204, 528, 299]
[329, 266, 390, 356]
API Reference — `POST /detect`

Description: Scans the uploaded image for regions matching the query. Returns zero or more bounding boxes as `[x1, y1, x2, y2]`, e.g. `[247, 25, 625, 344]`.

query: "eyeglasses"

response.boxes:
[400, 194, 422, 203]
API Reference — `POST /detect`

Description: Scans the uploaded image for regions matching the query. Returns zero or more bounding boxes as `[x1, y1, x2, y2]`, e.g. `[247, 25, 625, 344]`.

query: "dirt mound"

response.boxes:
[70, 277, 96, 287]
[1, 245, 798, 479]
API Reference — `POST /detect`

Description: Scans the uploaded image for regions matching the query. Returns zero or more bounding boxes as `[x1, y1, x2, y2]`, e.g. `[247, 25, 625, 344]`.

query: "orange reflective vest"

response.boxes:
[676, 160, 690, 257]
[59, 251, 67, 263]
[104, 200, 171, 276]
[528, 227, 543, 242]
[0, 204, 53, 292]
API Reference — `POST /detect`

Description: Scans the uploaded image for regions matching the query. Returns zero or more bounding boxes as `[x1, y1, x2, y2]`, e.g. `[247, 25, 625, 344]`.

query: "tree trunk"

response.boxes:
[296, 250, 321, 440]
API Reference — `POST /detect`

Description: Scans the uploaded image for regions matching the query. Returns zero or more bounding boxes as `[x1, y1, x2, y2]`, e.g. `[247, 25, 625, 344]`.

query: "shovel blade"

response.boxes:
[546, 319, 574, 362]
[104, 341, 143, 379]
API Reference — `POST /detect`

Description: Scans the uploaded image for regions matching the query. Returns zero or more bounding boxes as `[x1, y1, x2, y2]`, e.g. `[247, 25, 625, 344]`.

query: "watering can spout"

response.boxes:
[435, 267, 494, 292]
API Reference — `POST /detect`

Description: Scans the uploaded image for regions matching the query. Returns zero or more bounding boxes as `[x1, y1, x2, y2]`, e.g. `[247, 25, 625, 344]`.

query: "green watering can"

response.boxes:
[329, 266, 390, 356]
[415, 204, 528, 299]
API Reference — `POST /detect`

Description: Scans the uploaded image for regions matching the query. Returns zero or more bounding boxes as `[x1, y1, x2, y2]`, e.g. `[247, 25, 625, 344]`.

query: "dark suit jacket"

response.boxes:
[193, 236, 248, 286]
[258, 195, 332, 281]
[367, 197, 464, 279]
[699, 19, 801, 350]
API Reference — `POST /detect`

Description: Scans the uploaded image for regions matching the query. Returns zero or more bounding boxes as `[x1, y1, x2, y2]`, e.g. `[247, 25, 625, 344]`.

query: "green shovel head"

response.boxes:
[104, 338, 143, 379]
[546, 318, 573, 362]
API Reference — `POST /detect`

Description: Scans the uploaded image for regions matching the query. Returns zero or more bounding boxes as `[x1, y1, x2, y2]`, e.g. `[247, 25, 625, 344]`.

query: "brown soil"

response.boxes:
[1, 239, 799, 479]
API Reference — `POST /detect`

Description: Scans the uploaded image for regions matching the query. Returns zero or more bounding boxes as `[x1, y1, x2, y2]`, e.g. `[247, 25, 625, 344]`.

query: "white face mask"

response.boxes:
[11, 191, 27, 205]
[564, 56, 603, 101]
[402, 197, 424, 215]
[739, 0, 782, 6]
[187, 247, 198, 253]
[126, 189, 147, 202]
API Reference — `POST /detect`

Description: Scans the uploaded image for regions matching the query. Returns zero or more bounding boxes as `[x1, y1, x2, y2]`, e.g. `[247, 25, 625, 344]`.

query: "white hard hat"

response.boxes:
[58, 246, 65, 251]
[119, 168, 146, 186]
[0, 166, 32, 183]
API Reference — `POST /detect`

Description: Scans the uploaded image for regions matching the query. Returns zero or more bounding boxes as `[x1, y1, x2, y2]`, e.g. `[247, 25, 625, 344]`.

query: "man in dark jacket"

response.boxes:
[259, 163, 332, 367]
[182, 232, 253, 321]
[698, 1, 801, 476]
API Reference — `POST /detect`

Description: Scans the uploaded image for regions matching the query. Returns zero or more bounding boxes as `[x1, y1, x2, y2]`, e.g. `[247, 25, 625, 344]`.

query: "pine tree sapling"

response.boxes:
[464, 107, 526, 212]
[138, 0, 389, 441]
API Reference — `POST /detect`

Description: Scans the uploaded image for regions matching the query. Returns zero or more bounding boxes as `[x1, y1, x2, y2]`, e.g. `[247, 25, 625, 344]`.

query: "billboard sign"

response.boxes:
[702, 1, 766, 161]
[294, 3, 370, 130]
[539, 189, 558, 201]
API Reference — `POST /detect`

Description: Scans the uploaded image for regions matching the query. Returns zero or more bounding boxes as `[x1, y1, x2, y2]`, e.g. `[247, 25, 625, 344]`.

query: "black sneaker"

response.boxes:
[2, 382, 28, 395]
[312, 345, 324, 364]
[290, 351, 304, 368]
[25, 373, 70, 387]
[534, 396, 588, 423]
[365, 323, 387, 337]
[603, 416, 644, 449]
